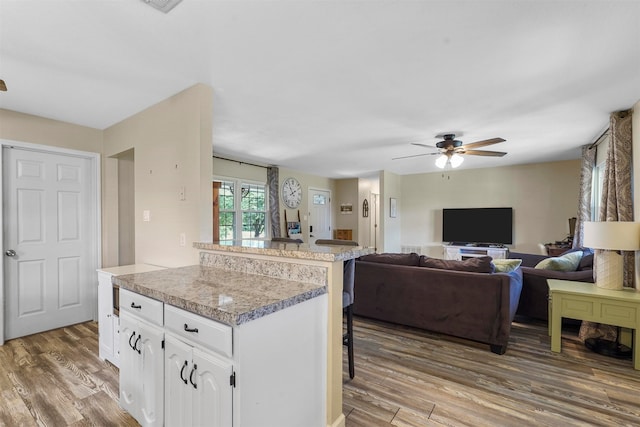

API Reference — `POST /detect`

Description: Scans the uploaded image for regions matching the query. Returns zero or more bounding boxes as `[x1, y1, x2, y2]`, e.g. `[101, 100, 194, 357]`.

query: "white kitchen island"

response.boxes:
[113, 240, 371, 427]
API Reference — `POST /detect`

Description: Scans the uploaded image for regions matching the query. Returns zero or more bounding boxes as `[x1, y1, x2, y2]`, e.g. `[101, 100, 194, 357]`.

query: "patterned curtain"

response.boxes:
[600, 110, 634, 287]
[267, 166, 282, 238]
[572, 145, 596, 249]
[579, 109, 634, 342]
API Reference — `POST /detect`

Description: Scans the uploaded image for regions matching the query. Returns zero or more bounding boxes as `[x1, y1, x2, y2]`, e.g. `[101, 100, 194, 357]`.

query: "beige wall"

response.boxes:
[279, 167, 336, 242]
[213, 157, 267, 183]
[381, 170, 402, 252]
[103, 84, 213, 268]
[0, 109, 102, 153]
[334, 178, 359, 239]
[399, 159, 581, 257]
[357, 174, 380, 249]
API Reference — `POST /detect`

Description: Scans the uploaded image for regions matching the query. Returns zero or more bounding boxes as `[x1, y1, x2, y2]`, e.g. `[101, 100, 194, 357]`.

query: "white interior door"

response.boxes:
[308, 188, 331, 244]
[3, 146, 96, 340]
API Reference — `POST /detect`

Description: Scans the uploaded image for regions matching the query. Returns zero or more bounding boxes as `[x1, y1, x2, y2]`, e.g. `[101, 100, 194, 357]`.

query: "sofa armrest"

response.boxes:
[521, 267, 594, 282]
[509, 252, 549, 268]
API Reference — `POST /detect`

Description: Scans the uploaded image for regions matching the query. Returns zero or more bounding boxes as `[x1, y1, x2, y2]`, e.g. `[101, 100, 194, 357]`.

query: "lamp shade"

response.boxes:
[583, 221, 640, 251]
[450, 153, 464, 168]
[435, 154, 448, 169]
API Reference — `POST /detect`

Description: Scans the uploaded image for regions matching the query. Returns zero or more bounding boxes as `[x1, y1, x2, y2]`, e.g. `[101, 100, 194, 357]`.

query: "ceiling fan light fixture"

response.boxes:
[450, 153, 464, 168]
[435, 154, 448, 169]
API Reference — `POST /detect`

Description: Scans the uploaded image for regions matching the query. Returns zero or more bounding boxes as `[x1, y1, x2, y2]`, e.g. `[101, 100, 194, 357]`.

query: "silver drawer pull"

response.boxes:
[184, 323, 199, 333]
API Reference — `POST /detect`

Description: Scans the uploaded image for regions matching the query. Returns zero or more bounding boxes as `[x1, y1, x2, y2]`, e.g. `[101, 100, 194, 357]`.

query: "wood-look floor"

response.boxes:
[0, 322, 137, 426]
[1, 318, 639, 426]
[343, 317, 640, 427]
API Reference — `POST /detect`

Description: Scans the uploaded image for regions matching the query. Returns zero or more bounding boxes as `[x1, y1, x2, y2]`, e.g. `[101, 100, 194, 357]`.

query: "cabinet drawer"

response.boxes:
[119, 289, 163, 326]
[164, 304, 232, 358]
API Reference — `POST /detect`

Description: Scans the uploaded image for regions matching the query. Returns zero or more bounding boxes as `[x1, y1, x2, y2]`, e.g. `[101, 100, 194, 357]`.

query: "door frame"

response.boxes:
[0, 139, 101, 345]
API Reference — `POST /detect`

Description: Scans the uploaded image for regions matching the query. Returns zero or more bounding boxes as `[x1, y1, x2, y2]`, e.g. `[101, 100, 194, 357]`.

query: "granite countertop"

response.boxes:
[194, 240, 374, 261]
[112, 265, 326, 326]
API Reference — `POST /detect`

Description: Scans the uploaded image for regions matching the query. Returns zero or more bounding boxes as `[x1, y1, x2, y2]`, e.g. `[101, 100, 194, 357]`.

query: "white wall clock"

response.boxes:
[282, 177, 302, 209]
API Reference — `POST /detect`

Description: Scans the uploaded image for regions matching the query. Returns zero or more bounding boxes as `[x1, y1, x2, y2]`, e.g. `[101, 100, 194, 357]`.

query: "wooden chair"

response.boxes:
[315, 239, 358, 379]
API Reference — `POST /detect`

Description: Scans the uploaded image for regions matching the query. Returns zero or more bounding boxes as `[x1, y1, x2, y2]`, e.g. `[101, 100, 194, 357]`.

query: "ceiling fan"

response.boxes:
[393, 133, 507, 169]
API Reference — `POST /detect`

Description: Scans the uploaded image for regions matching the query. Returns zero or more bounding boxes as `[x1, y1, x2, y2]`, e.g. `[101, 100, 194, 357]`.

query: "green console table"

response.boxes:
[548, 279, 640, 370]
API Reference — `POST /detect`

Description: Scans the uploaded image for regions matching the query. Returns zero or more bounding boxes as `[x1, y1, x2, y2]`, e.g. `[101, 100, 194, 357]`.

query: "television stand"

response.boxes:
[443, 244, 509, 261]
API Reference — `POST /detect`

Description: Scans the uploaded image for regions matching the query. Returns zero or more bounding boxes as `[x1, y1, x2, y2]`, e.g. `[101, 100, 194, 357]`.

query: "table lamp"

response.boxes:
[583, 221, 640, 359]
[583, 221, 640, 291]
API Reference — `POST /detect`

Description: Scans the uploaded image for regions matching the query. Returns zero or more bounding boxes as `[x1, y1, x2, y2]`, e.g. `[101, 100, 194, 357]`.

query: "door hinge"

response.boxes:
[161, 339, 165, 349]
[230, 371, 236, 388]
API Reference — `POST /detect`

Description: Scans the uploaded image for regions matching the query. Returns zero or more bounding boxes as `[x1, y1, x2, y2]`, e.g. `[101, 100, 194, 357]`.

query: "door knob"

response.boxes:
[5, 249, 16, 257]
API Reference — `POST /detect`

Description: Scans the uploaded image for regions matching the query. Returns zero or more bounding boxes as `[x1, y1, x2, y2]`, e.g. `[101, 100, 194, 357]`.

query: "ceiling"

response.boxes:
[1, 0, 639, 178]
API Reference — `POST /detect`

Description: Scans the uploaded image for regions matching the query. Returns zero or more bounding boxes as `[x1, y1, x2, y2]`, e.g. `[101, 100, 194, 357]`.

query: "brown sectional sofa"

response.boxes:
[508, 248, 594, 321]
[352, 253, 523, 355]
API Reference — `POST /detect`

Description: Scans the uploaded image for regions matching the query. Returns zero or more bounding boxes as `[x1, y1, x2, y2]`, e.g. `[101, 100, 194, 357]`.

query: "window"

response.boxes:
[591, 135, 609, 221]
[213, 179, 268, 241]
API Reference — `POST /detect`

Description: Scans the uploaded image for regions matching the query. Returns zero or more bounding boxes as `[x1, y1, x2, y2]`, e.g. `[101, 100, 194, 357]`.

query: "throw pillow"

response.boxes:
[492, 258, 522, 273]
[419, 256, 494, 273]
[358, 252, 420, 266]
[534, 251, 583, 272]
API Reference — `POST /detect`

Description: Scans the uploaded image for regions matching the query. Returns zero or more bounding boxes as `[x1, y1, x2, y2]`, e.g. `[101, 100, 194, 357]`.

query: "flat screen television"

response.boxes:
[442, 207, 513, 245]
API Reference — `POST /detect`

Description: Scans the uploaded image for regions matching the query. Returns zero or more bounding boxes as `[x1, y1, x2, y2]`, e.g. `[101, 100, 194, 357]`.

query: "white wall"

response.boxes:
[400, 159, 581, 257]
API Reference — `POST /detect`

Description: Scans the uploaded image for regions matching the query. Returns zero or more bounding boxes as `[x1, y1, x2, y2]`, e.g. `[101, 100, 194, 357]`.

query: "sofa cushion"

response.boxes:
[578, 253, 594, 271]
[419, 255, 494, 273]
[535, 250, 583, 272]
[492, 258, 522, 273]
[358, 252, 420, 266]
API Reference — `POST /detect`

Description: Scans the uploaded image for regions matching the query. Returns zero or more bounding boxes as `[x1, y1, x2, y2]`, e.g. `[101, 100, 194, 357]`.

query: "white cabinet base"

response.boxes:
[443, 245, 508, 260]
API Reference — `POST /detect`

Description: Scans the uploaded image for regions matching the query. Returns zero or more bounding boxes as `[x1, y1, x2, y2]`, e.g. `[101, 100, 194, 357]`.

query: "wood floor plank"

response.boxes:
[0, 321, 136, 427]
[344, 316, 640, 427]
[3, 315, 640, 426]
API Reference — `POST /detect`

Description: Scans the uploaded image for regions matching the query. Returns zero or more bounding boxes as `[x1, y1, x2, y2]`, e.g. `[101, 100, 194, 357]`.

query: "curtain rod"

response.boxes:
[588, 128, 610, 150]
[213, 155, 270, 169]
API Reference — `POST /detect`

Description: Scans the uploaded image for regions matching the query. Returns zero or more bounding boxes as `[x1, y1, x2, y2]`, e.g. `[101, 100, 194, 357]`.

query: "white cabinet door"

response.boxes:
[97, 271, 115, 363]
[112, 315, 121, 365]
[119, 311, 138, 415]
[165, 335, 193, 427]
[139, 320, 164, 427]
[164, 334, 233, 427]
[119, 311, 164, 427]
[192, 348, 233, 427]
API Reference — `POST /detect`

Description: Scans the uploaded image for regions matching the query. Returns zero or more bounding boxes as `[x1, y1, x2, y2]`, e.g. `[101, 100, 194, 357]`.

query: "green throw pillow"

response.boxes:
[535, 251, 583, 272]
[492, 258, 522, 273]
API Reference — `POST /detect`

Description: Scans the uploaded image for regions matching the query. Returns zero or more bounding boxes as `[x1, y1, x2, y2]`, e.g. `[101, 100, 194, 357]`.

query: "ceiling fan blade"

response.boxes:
[410, 142, 438, 149]
[392, 152, 439, 160]
[462, 149, 507, 157]
[462, 137, 506, 150]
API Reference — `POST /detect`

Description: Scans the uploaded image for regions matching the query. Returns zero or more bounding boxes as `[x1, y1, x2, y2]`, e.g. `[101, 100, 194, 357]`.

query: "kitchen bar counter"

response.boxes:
[195, 240, 373, 427]
[112, 264, 326, 326]
[194, 240, 372, 262]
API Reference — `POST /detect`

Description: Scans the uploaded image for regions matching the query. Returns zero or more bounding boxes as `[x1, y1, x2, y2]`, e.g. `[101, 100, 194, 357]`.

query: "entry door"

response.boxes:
[308, 188, 331, 244]
[3, 146, 95, 340]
